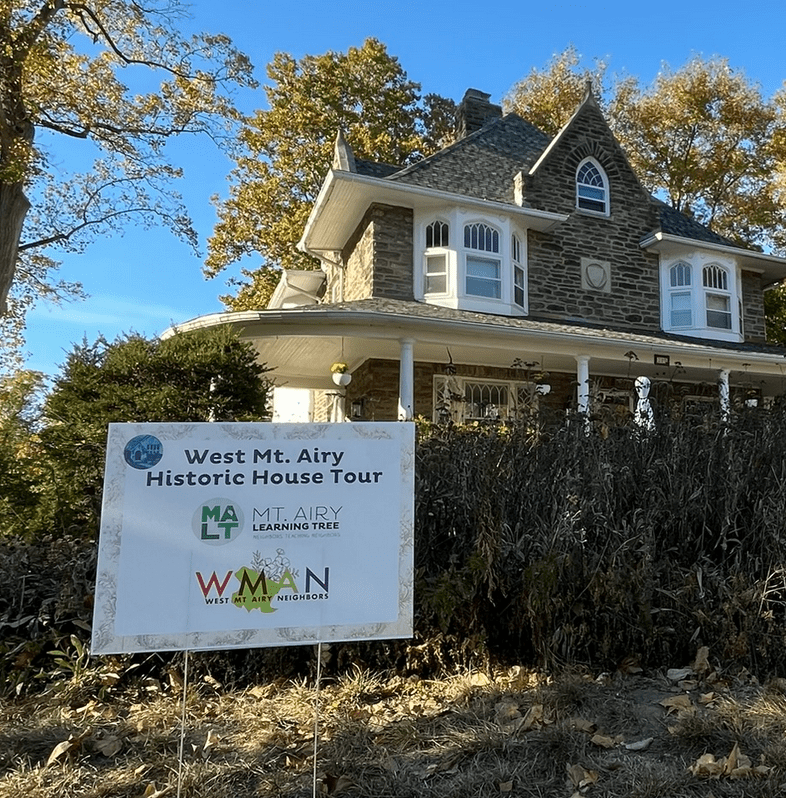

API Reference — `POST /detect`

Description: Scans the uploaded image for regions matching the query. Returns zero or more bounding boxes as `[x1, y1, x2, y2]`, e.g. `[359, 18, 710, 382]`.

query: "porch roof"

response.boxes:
[164, 299, 786, 396]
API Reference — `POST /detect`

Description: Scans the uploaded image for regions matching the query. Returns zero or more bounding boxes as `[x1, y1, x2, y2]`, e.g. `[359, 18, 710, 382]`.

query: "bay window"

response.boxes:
[661, 256, 740, 341]
[417, 210, 527, 315]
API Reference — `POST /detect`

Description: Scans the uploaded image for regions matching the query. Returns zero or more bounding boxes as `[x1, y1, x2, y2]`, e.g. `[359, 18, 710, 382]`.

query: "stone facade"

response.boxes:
[523, 98, 662, 330]
[741, 270, 766, 342]
[333, 204, 414, 302]
[315, 357, 759, 423]
[344, 358, 578, 421]
[299, 90, 782, 424]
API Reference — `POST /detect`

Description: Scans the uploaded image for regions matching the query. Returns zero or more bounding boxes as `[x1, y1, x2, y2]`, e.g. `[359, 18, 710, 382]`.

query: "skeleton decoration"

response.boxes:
[634, 376, 655, 431]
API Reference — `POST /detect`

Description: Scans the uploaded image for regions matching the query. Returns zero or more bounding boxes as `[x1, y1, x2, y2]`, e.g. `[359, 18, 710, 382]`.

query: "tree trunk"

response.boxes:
[0, 181, 30, 314]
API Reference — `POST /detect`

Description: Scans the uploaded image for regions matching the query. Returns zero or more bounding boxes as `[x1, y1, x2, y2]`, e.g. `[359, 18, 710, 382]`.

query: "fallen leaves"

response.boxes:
[45, 727, 92, 767]
[589, 732, 623, 748]
[566, 762, 598, 797]
[689, 743, 771, 780]
[660, 694, 695, 716]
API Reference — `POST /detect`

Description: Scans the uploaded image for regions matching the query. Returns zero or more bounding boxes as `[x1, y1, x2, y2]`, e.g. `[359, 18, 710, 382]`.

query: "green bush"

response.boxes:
[7, 405, 786, 696]
[26, 327, 271, 539]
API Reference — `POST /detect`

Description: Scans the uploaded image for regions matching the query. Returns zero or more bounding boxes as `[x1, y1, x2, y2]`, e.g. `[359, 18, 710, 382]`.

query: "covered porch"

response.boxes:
[166, 300, 786, 423]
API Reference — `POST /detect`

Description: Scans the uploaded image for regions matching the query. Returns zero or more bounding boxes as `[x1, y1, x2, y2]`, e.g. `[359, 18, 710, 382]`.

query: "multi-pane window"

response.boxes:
[420, 216, 528, 312]
[464, 222, 501, 299]
[662, 258, 739, 339]
[669, 262, 692, 327]
[424, 220, 449, 295]
[463, 381, 509, 420]
[425, 255, 447, 294]
[703, 264, 731, 329]
[433, 375, 534, 423]
[576, 159, 608, 214]
[426, 220, 449, 248]
[512, 234, 525, 308]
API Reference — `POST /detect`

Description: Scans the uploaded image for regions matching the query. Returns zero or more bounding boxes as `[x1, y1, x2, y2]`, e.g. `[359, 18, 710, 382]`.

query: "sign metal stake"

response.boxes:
[312, 641, 323, 798]
[176, 649, 190, 798]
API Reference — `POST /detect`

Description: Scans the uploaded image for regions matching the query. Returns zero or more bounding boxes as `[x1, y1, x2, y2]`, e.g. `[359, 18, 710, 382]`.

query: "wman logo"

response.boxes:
[191, 499, 244, 546]
[195, 549, 330, 613]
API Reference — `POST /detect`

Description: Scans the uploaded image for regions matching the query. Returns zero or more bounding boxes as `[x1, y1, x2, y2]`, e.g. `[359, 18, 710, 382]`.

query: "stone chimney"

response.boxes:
[456, 89, 502, 138]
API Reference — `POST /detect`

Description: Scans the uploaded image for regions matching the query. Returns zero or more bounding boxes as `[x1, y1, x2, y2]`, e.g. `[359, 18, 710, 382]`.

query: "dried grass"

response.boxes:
[3, 665, 786, 798]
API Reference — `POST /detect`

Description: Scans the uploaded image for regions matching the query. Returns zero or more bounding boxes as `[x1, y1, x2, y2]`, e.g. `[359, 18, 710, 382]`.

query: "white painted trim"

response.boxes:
[641, 230, 786, 285]
[298, 169, 568, 257]
[398, 338, 415, 421]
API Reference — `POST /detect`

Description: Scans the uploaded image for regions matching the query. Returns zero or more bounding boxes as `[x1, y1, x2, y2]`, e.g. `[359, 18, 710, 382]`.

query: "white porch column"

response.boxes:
[398, 338, 415, 421]
[718, 368, 730, 421]
[575, 355, 591, 414]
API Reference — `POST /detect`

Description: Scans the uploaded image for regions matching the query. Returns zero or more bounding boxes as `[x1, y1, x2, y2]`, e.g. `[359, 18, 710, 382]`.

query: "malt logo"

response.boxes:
[192, 498, 244, 545]
[123, 435, 163, 469]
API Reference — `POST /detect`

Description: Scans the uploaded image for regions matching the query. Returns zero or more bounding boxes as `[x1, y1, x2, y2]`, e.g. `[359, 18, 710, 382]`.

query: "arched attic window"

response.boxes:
[576, 158, 609, 214]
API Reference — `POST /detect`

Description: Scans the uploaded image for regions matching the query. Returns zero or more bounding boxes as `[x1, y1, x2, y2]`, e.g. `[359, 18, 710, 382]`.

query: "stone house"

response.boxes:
[172, 88, 786, 423]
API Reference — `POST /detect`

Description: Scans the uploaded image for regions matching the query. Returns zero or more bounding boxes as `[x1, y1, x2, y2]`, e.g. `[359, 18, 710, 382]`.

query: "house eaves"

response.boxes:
[298, 169, 568, 255]
[267, 269, 326, 309]
[165, 300, 786, 391]
[640, 231, 786, 286]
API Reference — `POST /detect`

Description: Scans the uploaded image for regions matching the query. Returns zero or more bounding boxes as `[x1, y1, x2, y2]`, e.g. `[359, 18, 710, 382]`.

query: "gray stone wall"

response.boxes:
[329, 204, 414, 302]
[524, 99, 662, 331]
[343, 357, 755, 423]
[346, 358, 577, 421]
[741, 270, 766, 342]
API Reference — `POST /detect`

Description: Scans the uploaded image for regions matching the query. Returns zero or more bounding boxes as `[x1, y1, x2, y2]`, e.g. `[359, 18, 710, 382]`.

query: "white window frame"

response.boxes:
[512, 233, 526, 311]
[703, 264, 732, 330]
[423, 219, 450, 296]
[414, 208, 528, 317]
[464, 221, 502, 299]
[433, 375, 536, 423]
[660, 254, 742, 342]
[576, 157, 609, 216]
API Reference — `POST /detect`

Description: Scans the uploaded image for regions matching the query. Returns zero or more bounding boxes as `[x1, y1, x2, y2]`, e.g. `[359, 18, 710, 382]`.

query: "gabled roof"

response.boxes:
[386, 113, 550, 203]
[355, 158, 400, 179]
[303, 90, 786, 276]
[656, 202, 736, 247]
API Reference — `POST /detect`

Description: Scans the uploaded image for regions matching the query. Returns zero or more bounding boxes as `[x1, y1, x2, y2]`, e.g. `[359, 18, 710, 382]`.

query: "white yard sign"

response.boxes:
[92, 422, 415, 654]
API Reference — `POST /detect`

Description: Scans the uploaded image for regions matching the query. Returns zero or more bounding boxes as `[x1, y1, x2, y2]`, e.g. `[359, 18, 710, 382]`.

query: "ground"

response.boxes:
[2, 650, 786, 798]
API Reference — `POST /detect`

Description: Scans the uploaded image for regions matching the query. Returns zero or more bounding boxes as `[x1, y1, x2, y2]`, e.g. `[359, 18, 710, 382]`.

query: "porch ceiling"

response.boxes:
[165, 306, 786, 396]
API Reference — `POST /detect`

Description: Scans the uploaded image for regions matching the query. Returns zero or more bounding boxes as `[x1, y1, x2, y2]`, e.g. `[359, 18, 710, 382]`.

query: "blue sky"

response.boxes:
[21, 0, 786, 377]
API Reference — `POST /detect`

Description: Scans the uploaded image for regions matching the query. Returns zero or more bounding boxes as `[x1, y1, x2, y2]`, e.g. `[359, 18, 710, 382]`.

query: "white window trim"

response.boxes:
[414, 208, 528, 316]
[576, 157, 610, 216]
[660, 254, 742, 342]
[433, 374, 538, 423]
[423, 218, 452, 297]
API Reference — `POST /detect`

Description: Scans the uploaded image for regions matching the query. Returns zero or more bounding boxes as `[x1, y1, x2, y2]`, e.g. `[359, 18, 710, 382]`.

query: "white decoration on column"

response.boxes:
[398, 338, 415, 421]
[634, 376, 654, 431]
[575, 355, 590, 414]
[718, 368, 730, 420]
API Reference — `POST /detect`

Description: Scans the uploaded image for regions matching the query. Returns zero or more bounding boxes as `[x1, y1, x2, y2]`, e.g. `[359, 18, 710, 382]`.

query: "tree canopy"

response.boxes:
[0, 0, 255, 366]
[206, 38, 455, 310]
[506, 50, 786, 257]
[504, 45, 607, 137]
[15, 326, 271, 538]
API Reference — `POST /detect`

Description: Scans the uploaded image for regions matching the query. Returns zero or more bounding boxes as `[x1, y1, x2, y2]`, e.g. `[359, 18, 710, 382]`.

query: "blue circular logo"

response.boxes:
[123, 435, 163, 469]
